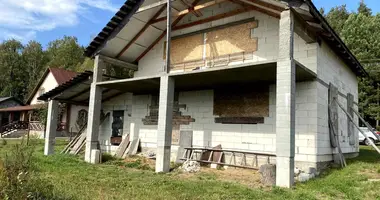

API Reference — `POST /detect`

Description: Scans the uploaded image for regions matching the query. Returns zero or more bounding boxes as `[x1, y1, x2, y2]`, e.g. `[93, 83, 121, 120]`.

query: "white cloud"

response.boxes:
[0, 0, 119, 42]
[0, 29, 37, 43]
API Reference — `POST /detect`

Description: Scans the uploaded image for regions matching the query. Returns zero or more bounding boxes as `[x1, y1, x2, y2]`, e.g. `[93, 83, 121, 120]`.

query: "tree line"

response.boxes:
[322, 2, 380, 126]
[0, 36, 94, 102]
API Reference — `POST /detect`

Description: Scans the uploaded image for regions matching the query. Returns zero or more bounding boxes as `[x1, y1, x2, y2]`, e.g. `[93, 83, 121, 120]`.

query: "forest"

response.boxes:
[0, 2, 379, 125]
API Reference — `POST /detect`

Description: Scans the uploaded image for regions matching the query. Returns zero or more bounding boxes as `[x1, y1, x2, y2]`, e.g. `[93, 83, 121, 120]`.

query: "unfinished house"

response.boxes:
[40, 0, 367, 187]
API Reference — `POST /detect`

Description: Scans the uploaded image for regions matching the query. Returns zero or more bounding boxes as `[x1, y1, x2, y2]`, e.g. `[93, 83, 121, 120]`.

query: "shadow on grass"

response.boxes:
[347, 146, 380, 164]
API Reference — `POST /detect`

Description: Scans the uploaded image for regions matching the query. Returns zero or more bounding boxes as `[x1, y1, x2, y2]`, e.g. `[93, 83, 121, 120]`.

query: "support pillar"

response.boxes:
[155, 76, 175, 172]
[276, 9, 296, 188]
[85, 55, 104, 163]
[44, 100, 59, 155]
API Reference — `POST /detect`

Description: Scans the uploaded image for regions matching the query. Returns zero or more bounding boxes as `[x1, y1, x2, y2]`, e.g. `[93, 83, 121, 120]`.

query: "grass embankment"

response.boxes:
[0, 139, 379, 200]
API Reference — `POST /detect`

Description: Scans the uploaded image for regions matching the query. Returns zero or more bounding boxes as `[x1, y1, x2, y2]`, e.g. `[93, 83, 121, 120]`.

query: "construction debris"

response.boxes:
[181, 160, 201, 173]
[114, 134, 130, 158]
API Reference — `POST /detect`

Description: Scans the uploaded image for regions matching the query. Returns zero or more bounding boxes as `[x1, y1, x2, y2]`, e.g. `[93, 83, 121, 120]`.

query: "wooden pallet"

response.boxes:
[62, 112, 110, 155]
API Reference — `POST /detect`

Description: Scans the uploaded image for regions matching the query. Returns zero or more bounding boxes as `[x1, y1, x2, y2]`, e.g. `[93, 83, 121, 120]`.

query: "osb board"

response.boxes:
[164, 34, 204, 64]
[206, 21, 258, 58]
[214, 86, 269, 118]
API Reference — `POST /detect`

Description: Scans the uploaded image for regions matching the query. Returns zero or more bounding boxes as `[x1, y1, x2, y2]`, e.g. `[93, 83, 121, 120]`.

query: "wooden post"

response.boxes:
[336, 99, 380, 154]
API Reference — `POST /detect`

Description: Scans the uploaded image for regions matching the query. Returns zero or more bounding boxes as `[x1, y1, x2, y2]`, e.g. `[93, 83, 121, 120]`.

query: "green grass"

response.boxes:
[1, 139, 380, 200]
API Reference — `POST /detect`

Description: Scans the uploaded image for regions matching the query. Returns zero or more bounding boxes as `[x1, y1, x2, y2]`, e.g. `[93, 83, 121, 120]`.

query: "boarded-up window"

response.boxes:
[206, 21, 258, 58]
[164, 21, 258, 70]
[214, 86, 269, 124]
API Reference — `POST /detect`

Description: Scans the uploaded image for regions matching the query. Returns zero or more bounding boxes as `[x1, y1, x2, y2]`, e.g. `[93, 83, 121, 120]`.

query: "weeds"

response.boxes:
[0, 140, 67, 199]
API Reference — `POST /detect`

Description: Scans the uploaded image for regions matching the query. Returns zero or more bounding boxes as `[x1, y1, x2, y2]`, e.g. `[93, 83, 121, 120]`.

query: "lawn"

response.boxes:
[0, 139, 380, 200]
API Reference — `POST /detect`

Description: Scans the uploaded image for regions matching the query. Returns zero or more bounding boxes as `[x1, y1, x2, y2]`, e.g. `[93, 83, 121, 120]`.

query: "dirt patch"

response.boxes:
[175, 166, 264, 188]
[358, 168, 380, 179]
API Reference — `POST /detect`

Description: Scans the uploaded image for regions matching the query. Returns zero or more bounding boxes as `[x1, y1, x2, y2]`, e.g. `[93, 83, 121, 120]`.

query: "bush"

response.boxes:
[0, 141, 67, 199]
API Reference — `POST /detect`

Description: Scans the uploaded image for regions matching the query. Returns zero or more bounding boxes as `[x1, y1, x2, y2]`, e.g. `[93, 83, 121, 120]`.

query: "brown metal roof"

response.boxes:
[26, 68, 78, 104]
[0, 105, 42, 112]
[49, 68, 78, 85]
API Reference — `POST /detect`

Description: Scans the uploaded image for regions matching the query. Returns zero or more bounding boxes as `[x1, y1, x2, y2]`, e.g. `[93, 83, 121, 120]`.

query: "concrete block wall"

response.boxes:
[316, 40, 359, 163]
[68, 105, 89, 133]
[98, 93, 133, 153]
[97, 81, 319, 169]
[135, 3, 317, 77]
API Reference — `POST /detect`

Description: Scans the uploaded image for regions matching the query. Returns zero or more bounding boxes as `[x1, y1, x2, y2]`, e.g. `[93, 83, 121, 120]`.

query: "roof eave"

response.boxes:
[84, 0, 145, 58]
[303, 0, 368, 77]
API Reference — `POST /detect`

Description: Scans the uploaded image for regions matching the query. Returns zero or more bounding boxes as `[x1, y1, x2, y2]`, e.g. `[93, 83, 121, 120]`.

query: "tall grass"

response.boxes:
[0, 140, 67, 200]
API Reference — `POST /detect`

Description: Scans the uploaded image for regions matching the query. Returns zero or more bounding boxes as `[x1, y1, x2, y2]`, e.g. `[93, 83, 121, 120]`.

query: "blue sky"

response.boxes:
[0, 0, 378, 48]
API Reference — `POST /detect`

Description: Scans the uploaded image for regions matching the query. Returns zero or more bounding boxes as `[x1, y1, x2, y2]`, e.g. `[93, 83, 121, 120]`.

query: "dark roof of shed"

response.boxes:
[0, 97, 24, 106]
[83, 0, 367, 77]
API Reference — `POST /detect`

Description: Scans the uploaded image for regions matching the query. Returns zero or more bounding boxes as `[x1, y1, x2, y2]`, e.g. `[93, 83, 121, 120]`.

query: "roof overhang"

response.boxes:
[0, 105, 42, 112]
[37, 71, 124, 105]
[84, 0, 367, 78]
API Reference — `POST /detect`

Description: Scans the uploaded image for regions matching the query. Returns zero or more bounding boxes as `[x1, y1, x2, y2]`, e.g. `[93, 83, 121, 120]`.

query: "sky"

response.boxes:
[0, 0, 379, 48]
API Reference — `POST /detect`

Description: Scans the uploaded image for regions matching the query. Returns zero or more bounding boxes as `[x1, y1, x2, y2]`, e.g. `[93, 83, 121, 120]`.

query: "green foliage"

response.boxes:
[34, 104, 48, 125]
[324, 5, 350, 34]
[0, 36, 88, 102]
[45, 36, 85, 71]
[324, 2, 380, 124]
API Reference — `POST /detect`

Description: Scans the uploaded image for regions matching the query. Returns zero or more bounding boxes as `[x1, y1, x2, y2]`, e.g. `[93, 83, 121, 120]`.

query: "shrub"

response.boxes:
[0, 141, 67, 199]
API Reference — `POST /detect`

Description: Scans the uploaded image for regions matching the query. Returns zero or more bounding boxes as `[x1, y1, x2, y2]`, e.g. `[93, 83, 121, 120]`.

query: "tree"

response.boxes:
[325, 5, 350, 35]
[45, 36, 85, 71]
[0, 40, 27, 100]
[22, 41, 47, 95]
[358, 0, 372, 16]
[340, 11, 380, 125]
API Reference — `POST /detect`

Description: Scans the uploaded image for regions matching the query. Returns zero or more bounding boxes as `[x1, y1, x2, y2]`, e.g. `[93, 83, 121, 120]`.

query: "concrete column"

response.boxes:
[155, 76, 175, 172]
[44, 100, 59, 155]
[85, 55, 104, 163]
[276, 10, 296, 188]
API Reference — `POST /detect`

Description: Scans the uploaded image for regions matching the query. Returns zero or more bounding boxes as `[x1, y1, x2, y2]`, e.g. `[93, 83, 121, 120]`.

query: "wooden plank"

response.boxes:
[116, 6, 166, 58]
[234, 0, 280, 19]
[240, 0, 285, 12]
[176, 130, 193, 163]
[130, 138, 140, 155]
[115, 134, 130, 158]
[70, 131, 87, 154]
[134, 0, 202, 63]
[214, 117, 264, 124]
[135, 0, 172, 13]
[150, 0, 227, 24]
[99, 55, 138, 70]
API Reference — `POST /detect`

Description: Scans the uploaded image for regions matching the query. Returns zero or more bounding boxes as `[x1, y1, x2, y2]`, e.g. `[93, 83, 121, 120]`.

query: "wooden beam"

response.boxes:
[116, 5, 166, 58]
[99, 55, 138, 70]
[291, 8, 317, 43]
[240, 0, 285, 12]
[102, 92, 125, 103]
[235, 0, 280, 18]
[172, 7, 255, 31]
[136, 0, 172, 13]
[56, 99, 88, 106]
[150, 0, 227, 24]
[66, 88, 91, 100]
[179, 0, 202, 17]
[135, 0, 202, 63]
